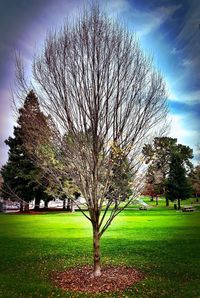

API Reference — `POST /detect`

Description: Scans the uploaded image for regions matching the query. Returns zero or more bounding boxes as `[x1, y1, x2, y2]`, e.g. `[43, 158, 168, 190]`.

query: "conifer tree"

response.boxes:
[166, 153, 192, 209]
[1, 126, 36, 211]
[143, 137, 193, 206]
[18, 90, 53, 210]
[1, 91, 52, 211]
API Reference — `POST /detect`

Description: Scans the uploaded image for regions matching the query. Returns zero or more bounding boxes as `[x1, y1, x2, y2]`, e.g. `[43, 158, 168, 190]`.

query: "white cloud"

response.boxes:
[168, 89, 200, 105]
[174, 2, 200, 82]
[182, 58, 194, 67]
[181, 90, 200, 104]
[0, 89, 14, 167]
[168, 90, 177, 101]
[169, 113, 199, 159]
[169, 114, 191, 139]
[131, 4, 182, 37]
[170, 47, 181, 55]
[136, 16, 161, 37]
[104, 2, 182, 37]
[104, 0, 130, 13]
[0, 90, 14, 137]
[176, 2, 200, 44]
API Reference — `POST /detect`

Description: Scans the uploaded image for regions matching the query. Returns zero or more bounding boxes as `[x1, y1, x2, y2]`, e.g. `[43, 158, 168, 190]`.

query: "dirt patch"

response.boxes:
[51, 265, 144, 293]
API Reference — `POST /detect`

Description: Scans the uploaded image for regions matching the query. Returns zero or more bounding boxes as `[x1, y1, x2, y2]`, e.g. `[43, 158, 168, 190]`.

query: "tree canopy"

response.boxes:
[1, 90, 52, 211]
[143, 137, 193, 205]
[166, 152, 192, 209]
[189, 165, 200, 198]
[15, 6, 168, 276]
[1, 126, 36, 211]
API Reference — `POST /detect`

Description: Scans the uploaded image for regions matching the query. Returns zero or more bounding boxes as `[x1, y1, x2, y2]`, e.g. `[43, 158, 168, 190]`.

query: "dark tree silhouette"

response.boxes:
[1, 91, 52, 211]
[166, 153, 192, 209]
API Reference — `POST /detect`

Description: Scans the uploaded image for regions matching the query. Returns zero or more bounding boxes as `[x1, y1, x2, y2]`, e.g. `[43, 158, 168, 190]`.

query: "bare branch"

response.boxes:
[15, 5, 168, 276]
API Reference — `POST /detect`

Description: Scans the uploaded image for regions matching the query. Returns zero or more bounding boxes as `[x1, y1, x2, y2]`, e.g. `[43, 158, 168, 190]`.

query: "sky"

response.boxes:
[0, 0, 200, 167]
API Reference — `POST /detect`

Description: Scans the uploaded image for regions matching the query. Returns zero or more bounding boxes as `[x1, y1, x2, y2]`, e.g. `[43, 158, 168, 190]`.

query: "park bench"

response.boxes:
[139, 205, 148, 210]
[182, 206, 195, 212]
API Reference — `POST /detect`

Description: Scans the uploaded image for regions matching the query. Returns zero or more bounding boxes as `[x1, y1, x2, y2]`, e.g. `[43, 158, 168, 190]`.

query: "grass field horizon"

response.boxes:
[0, 198, 200, 297]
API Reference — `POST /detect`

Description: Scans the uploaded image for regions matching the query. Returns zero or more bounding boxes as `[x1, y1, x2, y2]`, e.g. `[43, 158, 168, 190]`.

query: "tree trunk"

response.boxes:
[71, 201, 75, 212]
[24, 202, 30, 212]
[156, 195, 158, 205]
[196, 194, 199, 202]
[150, 196, 154, 201]
[44, 200, 48, 209]
[34, 195, 40, 211]
[166, 197, 169, 207]
[177, 198, 181, 210]
[20, 201, 24, 212]
[63, 198, 66, 210]
[66, 198, 71, 211]
[0, 202, 3, 212]
[93, 227, 101, 277]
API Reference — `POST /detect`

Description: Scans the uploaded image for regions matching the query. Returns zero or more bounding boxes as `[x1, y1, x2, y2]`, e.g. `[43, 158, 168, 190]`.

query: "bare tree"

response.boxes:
[16, 6, 168, 277]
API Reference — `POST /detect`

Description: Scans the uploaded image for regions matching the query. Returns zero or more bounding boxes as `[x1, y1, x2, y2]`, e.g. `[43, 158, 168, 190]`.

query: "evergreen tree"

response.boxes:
[1, 126, 36, 211]
[18, 90, 54, 210]
[166, 153, 192, 209]
[143, 137, 193, 206]
[18, 90, 50, 154]
[1, 90, 52, 211]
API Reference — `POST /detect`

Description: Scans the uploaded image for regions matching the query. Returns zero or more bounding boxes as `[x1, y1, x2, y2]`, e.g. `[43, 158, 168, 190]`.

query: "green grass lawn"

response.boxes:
[0, 204, 200, 297]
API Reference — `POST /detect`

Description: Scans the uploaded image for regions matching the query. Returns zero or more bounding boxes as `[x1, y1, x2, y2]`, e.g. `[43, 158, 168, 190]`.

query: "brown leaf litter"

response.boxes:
[51, 265, 144, 293]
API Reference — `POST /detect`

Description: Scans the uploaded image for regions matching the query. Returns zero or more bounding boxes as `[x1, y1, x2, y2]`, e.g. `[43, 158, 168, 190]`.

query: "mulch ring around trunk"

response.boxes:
[51, 265, 144, 293]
